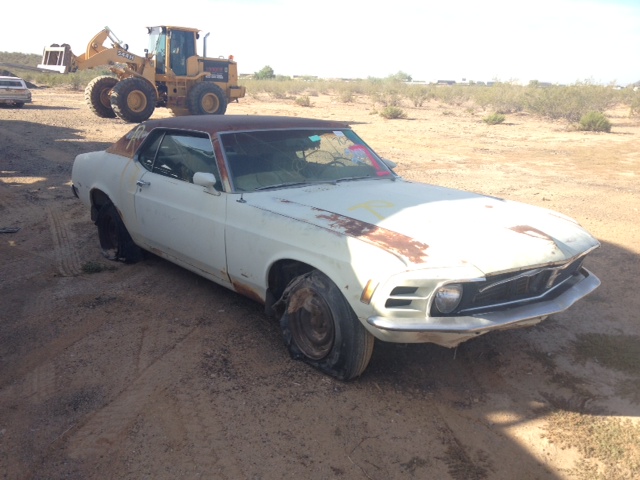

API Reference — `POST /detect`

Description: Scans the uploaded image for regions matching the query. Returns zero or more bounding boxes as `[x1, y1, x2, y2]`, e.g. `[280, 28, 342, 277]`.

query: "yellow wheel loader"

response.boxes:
[38, 26, 246, 123]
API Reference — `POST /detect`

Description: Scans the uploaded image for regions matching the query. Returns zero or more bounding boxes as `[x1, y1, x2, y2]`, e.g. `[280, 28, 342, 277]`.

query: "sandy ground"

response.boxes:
[0, 86, 639, 479]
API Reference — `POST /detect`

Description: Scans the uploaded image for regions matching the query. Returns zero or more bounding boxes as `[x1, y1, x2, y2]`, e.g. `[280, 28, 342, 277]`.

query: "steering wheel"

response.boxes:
[326, 160, 346, 168]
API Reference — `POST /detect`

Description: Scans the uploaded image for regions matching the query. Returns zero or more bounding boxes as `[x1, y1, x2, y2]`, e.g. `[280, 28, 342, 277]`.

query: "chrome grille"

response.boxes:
[463, 258, 584, 313]
[428, 256, 586, 317]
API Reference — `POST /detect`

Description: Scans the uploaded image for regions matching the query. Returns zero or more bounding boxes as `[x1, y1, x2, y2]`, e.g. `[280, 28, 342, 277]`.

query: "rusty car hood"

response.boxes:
[252, 179, 600, 274]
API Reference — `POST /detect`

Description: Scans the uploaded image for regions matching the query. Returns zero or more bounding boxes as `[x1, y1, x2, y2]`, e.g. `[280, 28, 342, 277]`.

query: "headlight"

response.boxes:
[433, 283, 463, 314]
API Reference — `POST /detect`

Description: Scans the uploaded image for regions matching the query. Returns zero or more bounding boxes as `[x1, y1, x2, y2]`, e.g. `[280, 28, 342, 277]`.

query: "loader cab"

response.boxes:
[148, 27, 167, 74]
[148, 26, 197, 77]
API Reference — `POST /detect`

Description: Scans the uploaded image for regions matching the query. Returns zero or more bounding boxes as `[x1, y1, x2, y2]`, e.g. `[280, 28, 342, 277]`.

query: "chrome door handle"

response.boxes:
[136, 180, 150, 187]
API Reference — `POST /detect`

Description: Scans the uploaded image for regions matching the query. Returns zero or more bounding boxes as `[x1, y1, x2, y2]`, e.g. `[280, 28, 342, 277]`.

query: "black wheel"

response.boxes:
[280, 270, 374, 380]
[14, 102, 25, 109]
[96, 202, 142, 263]
[110, 77, 157, 123]
[85, 75, 117, 118]
[187, 82, 227, 115]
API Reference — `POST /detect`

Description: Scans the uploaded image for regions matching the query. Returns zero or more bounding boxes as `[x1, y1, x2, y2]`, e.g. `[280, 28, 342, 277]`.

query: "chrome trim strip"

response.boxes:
[477, 267, 544, 294]
[460, 270, 578, 314]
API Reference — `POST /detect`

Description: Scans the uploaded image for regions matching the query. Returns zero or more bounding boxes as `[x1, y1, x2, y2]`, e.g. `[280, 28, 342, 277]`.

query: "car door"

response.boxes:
[132, 130, 230, 285]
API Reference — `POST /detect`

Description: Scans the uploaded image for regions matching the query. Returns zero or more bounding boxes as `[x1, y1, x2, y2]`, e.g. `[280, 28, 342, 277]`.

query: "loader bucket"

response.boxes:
[37, 44, 73, 73]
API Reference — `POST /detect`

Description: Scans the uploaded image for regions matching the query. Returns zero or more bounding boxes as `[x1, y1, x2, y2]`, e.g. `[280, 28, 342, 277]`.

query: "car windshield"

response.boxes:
[220, 129, 394, 192]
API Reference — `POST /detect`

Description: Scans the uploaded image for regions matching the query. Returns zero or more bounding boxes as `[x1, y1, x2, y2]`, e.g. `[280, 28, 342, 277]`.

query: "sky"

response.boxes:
[4, 0, 639, 85]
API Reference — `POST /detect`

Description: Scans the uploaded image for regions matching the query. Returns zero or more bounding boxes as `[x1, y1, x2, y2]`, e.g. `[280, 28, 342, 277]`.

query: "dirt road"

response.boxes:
[1, 87, 639, 479]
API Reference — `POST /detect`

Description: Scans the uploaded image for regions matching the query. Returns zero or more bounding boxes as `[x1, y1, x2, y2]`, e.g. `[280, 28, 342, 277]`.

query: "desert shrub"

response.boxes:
[275, 79, 305, 95]
[240, 78, 307, 98]
[337, 80, 367, 96]
[69, 74, 83, 91]
[431, 85, 470, 106]
[406, 85, 434, 107]
[339, 90, 354, 103]
[524, 83, 617, 122]
[267, 84, 289, 99]
[483, 112, 505, 124]
[338, 90, 354, 103]
[578, 111, 612, 132]
[379, 106, 406, 119]
[359, 78, 385, 97]
[334, 84, 357, 103]
[629, 94, 640, 117]
[381, 93, 402, 107]
[370, 83, 404, 107]
[294, 95, 312, 107]
[473, 82, 524, 113]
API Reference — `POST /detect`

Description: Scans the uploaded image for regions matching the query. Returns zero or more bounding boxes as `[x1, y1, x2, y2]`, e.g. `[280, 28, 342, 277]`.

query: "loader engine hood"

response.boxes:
[254, 180, 600, 274]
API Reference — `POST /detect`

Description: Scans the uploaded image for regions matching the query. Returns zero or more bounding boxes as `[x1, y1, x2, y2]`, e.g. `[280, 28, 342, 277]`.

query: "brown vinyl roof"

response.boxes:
[106, 115, 352, 159]
[141, 115, 350, 135]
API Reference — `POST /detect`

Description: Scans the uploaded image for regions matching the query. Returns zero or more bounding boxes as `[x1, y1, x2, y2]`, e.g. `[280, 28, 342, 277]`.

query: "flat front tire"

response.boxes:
[280, 270, 374, 380]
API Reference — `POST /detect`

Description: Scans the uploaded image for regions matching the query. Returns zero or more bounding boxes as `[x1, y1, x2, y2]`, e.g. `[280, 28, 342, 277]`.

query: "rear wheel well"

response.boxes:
[89, 189, 111, 222]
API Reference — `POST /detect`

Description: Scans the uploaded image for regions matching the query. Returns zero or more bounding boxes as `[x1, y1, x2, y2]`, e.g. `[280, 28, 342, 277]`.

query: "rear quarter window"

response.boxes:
[0, 80, 26, 88]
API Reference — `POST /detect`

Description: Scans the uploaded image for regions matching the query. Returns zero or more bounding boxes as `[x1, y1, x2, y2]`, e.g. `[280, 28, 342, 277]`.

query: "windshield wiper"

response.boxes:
[254, 181, 311, 191]
[334, 176, 371, 183]
[335, 175, 395, 183]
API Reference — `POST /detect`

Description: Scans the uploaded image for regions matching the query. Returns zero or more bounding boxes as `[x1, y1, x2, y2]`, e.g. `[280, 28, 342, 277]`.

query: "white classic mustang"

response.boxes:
[71, 115, 601, 380]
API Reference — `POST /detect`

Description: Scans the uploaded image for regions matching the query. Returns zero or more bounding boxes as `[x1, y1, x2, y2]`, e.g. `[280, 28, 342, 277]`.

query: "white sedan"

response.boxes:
[0, 76, 32, 108]
[71, 115, 601, 380]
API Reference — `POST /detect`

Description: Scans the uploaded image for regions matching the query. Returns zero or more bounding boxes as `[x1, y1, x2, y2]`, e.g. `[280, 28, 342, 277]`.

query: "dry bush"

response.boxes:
[379, 106, 406, 119]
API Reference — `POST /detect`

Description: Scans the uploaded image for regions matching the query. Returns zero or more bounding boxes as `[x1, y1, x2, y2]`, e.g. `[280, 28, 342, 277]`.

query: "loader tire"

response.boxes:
[85, 76, 117, 118]
[110, 77, 157, 123]
[187, 82, 227, 115]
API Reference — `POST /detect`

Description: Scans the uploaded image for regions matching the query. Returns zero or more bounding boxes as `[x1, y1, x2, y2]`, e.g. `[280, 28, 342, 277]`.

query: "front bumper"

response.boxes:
[366, 268, 600, 347]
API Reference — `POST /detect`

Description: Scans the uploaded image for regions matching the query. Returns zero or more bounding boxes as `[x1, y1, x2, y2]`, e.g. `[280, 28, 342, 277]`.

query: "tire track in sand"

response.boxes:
[64, 324, 245, 479]
[47, 204, 83, 277]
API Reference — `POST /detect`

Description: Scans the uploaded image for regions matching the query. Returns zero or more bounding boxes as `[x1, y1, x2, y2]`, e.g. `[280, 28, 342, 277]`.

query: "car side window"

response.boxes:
[138, 131, 220, 185]
[0, 79, 25, 88]
[138, 132, 163, 171]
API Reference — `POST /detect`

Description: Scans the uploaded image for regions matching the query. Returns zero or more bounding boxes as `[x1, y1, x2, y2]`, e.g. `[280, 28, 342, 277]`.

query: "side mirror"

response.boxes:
[382, 158, 397, 170]
[193, 172, 220, 195]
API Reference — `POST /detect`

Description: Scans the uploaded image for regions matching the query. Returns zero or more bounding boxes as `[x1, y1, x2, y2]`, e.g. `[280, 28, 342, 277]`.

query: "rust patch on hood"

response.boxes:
[315, 212, 429, 264]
